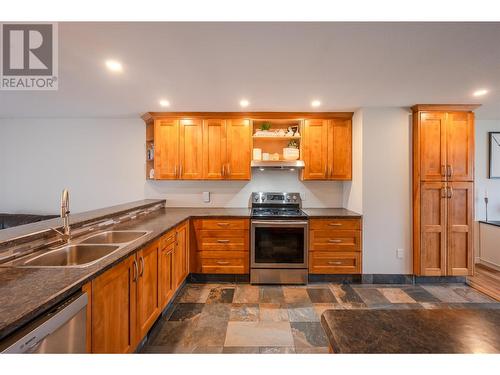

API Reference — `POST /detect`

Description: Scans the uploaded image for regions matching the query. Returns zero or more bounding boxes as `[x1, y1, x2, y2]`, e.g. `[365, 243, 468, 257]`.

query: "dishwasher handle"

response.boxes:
[1, 292, 88, 354]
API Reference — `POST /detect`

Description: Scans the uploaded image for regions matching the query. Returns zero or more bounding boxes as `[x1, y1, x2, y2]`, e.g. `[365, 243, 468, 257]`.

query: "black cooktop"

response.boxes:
[251, 207, 308, 219]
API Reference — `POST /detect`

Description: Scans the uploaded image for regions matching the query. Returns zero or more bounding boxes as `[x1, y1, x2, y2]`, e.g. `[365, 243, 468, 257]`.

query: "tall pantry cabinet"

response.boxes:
[412, 104, 479, 276]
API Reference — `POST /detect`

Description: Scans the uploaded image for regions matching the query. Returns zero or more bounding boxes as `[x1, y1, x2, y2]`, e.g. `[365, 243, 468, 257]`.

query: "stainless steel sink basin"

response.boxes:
[80, 230, 149, 245]
[22, 244, 120, 267]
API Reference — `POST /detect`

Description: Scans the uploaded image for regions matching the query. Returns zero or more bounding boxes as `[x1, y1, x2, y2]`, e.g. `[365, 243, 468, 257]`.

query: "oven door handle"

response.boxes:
[251, 220, 308, 226]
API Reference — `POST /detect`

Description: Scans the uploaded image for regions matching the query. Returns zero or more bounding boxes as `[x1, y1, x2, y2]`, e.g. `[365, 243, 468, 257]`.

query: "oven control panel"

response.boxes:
[251, 192, 301, 205]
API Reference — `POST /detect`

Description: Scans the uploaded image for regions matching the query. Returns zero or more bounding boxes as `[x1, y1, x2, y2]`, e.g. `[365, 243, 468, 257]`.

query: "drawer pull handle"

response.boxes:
[216, 261, 230, 265]
[328, 261, 343, 265]
[165, 235, 175, 243]
[217, 239, 230, 243]
[217, 222, 229, 226]
[328, 223, 342, 226]
[328, 239, 342, 243]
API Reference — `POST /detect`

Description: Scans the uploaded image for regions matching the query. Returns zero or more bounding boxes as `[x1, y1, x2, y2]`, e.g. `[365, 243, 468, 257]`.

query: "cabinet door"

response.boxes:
[420, 182, 447, 276]
[91, 255, 137, 353]
[446, 112, 474, 182]
[203, 119, 227, 179]
[173, 221, 189, 289]
[226, 119, 252, 180]
[447, 182, 473, 276]
[154, 119, 179, 179]
[419, 112, 446, 181]
[137, 241, 160, 339]
[328, 119, 352, 180]
[179, 119, 203, 179]
[302, 119, 328, 180]
[159, 243, 174, 310]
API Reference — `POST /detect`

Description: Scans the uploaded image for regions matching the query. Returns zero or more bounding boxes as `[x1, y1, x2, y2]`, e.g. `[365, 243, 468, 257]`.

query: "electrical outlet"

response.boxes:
[202, 192, 210, 203]
[397, 248, 404, 259]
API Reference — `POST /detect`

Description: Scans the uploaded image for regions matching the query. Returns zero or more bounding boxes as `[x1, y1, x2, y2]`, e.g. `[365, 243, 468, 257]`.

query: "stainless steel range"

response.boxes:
[250, 192, 308, 284]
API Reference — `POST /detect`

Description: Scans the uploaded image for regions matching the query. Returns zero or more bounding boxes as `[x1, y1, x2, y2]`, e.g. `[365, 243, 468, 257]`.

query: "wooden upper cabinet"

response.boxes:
[328, 119, 352, 180]
[91, 255, 137, 353]
[419, 112, 446, 181]
[154, 119, 179, 179]
[446, 112, 474, 182]
[419, 182, 447, 276]
[447, 182, 473, 276]
[179, 119, 203, 179]
[226, 119, 252, 180]
[136, 241, 160, 339]
[302, 119, 328, 180]
[203, 119, 227, 179]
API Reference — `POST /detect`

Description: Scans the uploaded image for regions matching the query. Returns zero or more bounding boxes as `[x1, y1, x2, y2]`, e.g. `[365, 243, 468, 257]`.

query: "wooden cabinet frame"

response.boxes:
[412, 104, 478, 276]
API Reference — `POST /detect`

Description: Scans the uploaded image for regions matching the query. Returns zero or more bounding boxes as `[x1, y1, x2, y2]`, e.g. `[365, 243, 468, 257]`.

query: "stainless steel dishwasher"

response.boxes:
[1, 292, 88, 353]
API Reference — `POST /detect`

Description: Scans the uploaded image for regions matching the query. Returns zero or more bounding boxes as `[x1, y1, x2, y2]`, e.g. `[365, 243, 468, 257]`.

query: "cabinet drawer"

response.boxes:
[309, 252, 361, 274]
[198, 251, 249, 274]
[160, 229, 176, 250]
[310, 218, 361, 230]
[310, 230, 361, 251]
[197, 219, 248, 230]
[197, 230, 249, 251]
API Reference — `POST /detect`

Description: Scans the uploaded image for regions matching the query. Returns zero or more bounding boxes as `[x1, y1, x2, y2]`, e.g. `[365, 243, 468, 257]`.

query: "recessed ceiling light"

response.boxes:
[240, 99, 250, 108]
[473, 89, 489, 97]
[105, 60, 123, 73]
[311, 100, 321, 108]
[159, 99, 170, 107]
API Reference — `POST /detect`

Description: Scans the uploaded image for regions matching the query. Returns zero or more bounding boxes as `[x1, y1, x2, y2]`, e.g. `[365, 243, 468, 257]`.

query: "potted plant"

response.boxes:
[283, 140, 300, 160]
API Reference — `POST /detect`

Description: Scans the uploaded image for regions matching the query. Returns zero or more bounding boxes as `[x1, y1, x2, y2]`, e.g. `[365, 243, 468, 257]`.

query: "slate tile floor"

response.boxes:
[141, 282, 498, 354]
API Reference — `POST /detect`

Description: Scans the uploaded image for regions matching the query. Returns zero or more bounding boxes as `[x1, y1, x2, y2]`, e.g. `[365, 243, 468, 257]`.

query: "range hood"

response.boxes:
[251, 160, 305, 170]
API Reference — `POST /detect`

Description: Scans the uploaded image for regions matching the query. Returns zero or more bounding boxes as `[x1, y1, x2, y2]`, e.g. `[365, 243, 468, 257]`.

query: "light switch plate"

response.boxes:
[202, 191, 210, 203]
[397, 248, 404, 259]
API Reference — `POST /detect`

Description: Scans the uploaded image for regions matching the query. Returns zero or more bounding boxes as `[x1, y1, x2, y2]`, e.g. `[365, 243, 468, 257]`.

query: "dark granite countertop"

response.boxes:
[321, 309, 500, 353]
[0, 204, 359, 341]
[479, 220, 500, 228]
[302, 208, 361, 218]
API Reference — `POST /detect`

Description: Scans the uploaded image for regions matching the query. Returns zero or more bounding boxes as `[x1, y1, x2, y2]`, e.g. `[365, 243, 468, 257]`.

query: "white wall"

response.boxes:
[361, 108, 412, 274]
[342, 109, 363, 213]
[475, 120, 500, 221]
[0, 118, 146, 214]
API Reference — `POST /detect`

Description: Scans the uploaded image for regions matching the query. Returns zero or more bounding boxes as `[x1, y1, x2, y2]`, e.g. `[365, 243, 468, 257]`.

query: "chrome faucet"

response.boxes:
[52, 189, 71, 243]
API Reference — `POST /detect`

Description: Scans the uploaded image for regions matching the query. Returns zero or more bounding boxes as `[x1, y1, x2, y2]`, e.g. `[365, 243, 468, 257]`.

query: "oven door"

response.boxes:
[251, 220, 308, 269]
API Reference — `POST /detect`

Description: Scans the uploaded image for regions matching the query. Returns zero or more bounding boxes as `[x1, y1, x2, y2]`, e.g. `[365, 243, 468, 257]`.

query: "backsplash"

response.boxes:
[145, 169, 344, 207]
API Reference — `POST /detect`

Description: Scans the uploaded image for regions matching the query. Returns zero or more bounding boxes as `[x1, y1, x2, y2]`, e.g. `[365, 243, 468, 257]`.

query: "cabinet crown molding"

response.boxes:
[411, 104, 481, 112]
[141, 112, 354, 122]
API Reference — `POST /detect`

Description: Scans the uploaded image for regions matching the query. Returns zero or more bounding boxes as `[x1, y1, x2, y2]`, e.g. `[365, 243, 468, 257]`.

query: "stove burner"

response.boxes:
[251, 207, 307, 218]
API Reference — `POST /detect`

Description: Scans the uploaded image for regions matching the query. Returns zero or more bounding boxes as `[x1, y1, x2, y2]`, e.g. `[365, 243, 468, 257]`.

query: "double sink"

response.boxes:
[4, 230, 151, 268]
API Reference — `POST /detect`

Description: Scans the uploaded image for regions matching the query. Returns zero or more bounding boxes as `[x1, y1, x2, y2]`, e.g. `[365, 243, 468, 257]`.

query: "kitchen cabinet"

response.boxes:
[136, 240, 160, 339]
[159, 230, 176, 309]
[412, 105, 477, 276]
[88, 255, 137, 354]
[202, 119, 227, 179]
[302, 119, 352, 180]
[309, 218, 362, 274]
[173, 221, 189, 289]
[193, 218, 249, 274]
[154, 119, 179, 179]
[226, 119, 252, 180]
[179, 119, 203, 179]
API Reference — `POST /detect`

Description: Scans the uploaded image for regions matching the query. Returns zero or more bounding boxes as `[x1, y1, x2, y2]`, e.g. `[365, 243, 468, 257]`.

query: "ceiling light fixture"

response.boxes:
[105, 60, 123, 73]
[159, 99, 170, 107]
[473, 89, 489, 97]
[240, 99, 250, 108]
[311, 100, 321, 108]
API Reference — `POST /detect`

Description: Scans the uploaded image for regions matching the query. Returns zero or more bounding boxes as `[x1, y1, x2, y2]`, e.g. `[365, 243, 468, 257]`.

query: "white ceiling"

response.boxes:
[1, 22, 500, 119]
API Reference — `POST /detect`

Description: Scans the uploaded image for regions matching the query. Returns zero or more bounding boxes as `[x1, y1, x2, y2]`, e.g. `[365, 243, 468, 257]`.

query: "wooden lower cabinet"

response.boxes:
[193, 219, 249, 274]
[136, 241, 160, 339]
[309, 218, 362, 274]
[173, 221, 189, 289]
[88, 255, 137, 353]
[159, 230, 175, 310]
